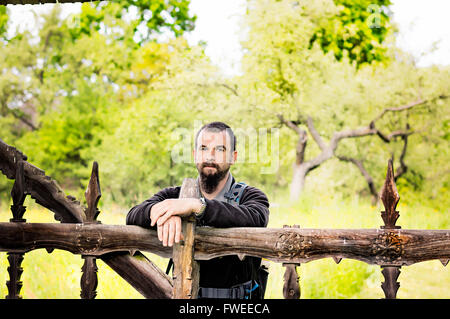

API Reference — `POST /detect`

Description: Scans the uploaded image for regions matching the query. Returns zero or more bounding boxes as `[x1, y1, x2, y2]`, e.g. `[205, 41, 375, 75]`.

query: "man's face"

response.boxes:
[194, 129, 237, 183]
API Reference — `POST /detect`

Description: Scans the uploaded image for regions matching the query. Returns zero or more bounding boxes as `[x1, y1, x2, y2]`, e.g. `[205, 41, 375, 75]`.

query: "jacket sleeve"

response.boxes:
[126, 186, 181, 228]
[196, 186, 270, 228]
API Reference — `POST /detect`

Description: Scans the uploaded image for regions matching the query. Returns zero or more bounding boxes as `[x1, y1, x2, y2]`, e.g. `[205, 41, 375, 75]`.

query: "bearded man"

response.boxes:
[126, 121, 270, 299]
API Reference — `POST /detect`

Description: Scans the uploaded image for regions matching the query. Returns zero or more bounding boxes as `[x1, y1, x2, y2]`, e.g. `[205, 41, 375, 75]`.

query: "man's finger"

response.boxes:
[168, 220, 175, 247]
[162, 222, 169, 247]
[157, 224, 163, 241]
[150, 204, 163, 226]
[151, 202, 167, 226]
[157, 210, 173, 226]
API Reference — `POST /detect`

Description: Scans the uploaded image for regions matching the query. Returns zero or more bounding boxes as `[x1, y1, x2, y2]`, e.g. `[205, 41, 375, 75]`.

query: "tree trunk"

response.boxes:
[290, 164, 307, 201]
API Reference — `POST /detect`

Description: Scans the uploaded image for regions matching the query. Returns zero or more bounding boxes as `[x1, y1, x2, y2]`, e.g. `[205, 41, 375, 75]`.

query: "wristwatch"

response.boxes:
[195, 197, 206, 217]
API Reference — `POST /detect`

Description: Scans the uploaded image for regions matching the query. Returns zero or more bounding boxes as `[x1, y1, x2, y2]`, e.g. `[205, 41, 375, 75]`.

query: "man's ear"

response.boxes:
[231, 150, 237, 164]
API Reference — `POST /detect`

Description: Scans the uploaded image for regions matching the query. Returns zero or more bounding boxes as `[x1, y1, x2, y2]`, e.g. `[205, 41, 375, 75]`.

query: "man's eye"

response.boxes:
[216, 147, 225, 152]
[200, 146, 208, 151]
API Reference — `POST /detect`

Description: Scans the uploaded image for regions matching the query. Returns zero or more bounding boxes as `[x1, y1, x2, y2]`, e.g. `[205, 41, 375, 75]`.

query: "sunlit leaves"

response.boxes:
[70, 0, 196, 45]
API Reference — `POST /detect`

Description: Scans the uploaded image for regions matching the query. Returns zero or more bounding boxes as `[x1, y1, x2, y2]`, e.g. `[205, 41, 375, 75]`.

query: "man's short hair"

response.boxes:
[195, 121, 236, 152]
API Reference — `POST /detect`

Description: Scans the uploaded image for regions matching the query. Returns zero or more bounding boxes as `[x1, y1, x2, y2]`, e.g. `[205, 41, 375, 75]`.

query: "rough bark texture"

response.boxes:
[170, 178, 200, 299]
[194, 227, 450, 266]
[1, 222, 448, 267]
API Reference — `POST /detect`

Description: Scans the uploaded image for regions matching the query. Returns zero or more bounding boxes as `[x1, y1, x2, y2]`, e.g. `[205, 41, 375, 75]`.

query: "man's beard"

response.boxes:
[198, 162, 230, 194]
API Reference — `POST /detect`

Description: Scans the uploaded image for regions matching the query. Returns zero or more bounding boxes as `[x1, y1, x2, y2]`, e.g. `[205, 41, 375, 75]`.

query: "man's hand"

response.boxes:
[150, 198, 202, 227]
[157, 215, 183, 247]
[150, 198, 202, 246]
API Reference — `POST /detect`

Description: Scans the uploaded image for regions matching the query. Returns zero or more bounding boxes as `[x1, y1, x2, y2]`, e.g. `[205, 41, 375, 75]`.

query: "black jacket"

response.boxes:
[126, 176, 270, 289]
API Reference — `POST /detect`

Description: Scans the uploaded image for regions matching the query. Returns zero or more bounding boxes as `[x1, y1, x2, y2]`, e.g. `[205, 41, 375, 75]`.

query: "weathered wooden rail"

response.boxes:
[1, 223, 449, 266]
[0, 138, 449, 299]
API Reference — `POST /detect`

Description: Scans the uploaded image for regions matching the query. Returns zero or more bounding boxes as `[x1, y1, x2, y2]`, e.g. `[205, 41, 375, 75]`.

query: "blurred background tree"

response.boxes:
[309, 0, 393, 66]
[71, 0, 195, 45]
[0, 0, 448, 211]
[0, 5, 7, 37]
[232, 0, 449, 202]
[0, 1, 198, 203]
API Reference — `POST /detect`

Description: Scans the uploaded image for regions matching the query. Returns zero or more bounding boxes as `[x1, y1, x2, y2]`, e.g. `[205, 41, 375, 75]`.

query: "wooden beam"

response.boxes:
[194, 227, 450, 266]
[172, 178, 200, 299]
[0, 222, 449, 267]
[102, 252, 173, 299]
[0, 222, 171, 256]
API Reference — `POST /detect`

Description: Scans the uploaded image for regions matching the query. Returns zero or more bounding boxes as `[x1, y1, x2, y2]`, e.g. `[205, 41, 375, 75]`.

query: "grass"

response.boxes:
[0, 189, 448, 299]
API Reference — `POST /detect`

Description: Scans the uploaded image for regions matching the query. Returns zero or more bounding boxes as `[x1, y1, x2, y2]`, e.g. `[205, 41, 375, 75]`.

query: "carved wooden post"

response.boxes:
[80, 161, 101, 299]
[6, 160, 27, 299]
[379, 159, 401, 299]
[172, 178, 200, 299]
[282, 225, 301, 299]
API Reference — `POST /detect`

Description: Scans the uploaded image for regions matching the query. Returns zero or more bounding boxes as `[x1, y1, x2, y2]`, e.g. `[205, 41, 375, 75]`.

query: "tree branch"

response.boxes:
[372, 94, 449, 124]
[306, 116, 326, 150]
[277, 114, 308, 164]
[219, 83, 239, 96]
[336, 123, 411, 203]
[277, 114, 303, 135]
[372, 98, 427, 123]
[295, 99, 421, 188]
[336, 155, 378, 203]
[10, 109, 38, 131]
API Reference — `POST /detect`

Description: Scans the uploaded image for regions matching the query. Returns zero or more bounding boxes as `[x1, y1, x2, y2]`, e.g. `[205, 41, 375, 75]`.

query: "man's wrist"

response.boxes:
[194, 197, 206, 217]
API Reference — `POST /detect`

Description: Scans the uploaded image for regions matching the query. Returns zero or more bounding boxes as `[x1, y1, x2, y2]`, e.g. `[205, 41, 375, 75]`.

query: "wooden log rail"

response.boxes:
[0, 138, 449, 299]
[0, 223, 449, 267]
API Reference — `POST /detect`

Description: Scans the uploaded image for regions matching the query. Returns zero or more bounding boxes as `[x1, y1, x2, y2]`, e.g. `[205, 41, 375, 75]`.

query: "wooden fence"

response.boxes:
[0, 138, 449, 299]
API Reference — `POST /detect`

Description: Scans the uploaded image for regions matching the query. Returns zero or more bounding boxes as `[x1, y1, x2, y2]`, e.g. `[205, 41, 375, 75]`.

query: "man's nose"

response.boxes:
[205, 148, 215, 160]
[205, 156, 215, 163]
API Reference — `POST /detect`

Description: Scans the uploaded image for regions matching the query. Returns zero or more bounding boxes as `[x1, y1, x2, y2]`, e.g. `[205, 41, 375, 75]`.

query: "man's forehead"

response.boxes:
[197, 130, 230, 146]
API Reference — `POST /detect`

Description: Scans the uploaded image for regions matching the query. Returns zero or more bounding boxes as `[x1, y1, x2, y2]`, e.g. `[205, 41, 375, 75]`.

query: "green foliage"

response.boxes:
[237, 0, 449, 202]
[0, 5, 200, 197]
[0, 0, 448, 211]
[91, 89, 199, 206]
[83, 36, 221, 206]
[18, 81, 114, 188]
[309, 0, 393, 66]
[0, 5, 7, 38]
[72, 0, 196, 45]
